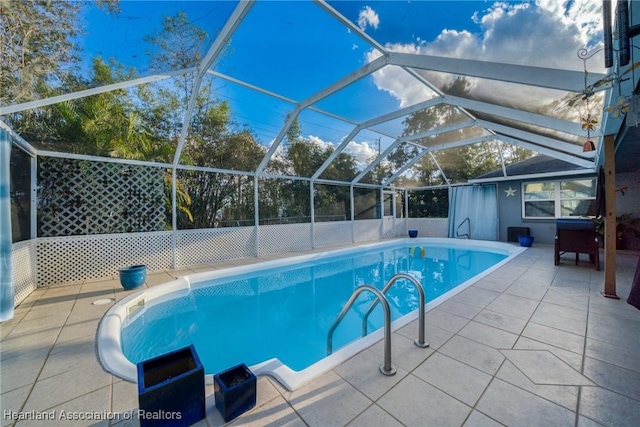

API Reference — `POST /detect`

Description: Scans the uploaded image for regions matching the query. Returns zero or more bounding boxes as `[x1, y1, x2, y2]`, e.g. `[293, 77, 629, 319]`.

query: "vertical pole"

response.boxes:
[379, 187, 384, 239]
[31, 156, 37, 239]
[603, 135, 618, 298]
[310, 182, 315, 248]
[405, 189, 409, 235]
[171, 168, 177, 269]
[392, 190, 396, 237]
[350, 185, 355, 243]
[254, 175, 260, 257]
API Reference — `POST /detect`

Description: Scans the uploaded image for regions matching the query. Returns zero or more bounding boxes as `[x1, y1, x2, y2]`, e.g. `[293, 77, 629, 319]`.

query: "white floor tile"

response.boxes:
[476, 379, 575, 427]
[377, 375, 471, 427]
[413, 352, 492, 406]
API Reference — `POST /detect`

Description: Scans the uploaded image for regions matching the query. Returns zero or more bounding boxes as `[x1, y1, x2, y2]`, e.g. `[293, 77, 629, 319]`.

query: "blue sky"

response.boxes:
[78, 0, 604, 165]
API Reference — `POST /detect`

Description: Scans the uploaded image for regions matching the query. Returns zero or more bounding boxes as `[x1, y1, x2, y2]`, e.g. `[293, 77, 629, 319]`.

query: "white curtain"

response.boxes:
[448, 184, 498, 241]
[1, 127, 14, 321]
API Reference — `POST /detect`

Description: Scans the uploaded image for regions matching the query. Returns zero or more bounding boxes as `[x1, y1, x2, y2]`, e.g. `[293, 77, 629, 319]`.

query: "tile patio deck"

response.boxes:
[2, 244, 640, 427]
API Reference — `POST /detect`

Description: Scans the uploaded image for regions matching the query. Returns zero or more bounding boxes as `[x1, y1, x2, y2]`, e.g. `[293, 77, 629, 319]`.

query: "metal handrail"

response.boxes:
[456, 217, 471, 239]
[326, 285, 396, 376]
[362, 273, 429, 348]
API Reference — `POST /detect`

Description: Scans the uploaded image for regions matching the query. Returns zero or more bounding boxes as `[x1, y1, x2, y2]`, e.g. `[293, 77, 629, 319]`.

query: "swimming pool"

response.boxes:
[98, 238, 524, 390]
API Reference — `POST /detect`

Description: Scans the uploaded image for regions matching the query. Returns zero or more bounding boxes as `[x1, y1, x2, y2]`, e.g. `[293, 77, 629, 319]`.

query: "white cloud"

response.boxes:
[307, 135, 334, 151]
[367, 0, 604, 112]
[358, 6, 380, 31]
[268, 135, 376, 171]
[344, 140, 377, 167]
[305, 135, 376, 168]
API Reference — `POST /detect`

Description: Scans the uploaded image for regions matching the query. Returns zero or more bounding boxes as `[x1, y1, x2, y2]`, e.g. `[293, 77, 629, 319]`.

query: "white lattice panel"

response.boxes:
[354, 219, 382, 242]
[407, 218, 449, 237]
[38, 158, 166, 237]
[12, 240, 38, 305]
[314, 222, 352, 248]
[394, 219, 407, 236]
[382, 217, 395, 238]
[258, 223, 312, 255]
[177, 227, 256, 265]
[36, 232, 173, 286]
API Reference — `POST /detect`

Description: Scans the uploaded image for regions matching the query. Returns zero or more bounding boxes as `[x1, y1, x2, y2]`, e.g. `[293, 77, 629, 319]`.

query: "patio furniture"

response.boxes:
[554, 218, 600, 270]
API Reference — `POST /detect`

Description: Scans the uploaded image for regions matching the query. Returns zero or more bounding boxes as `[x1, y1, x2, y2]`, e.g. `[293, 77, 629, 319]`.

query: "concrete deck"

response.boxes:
[2, 244, 640, 426]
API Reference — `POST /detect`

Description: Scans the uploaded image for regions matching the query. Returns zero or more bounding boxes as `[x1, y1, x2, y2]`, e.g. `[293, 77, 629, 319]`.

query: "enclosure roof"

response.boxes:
[473, 155, 592, 181]
[2, 0, 639, 188]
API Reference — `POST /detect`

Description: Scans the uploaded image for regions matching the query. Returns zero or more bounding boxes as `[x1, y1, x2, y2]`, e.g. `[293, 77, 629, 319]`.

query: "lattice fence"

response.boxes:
[314, 221, 353, 248]
[16, 219, 448, 289]
[258, 223, 312, 255]
[177, 227, 256, 265]
[354, 219, 382, 242]
[382, 216, 396, 238]
[407, 218, 449, 237]
[36, 232, 173, 286]
[38, 157, 166, 237]
[12, 240, 37, 306]
[394, 218, 407, 237]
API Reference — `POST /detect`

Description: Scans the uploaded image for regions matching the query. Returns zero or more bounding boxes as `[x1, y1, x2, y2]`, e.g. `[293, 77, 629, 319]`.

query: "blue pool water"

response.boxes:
[121, 242, 508, 375]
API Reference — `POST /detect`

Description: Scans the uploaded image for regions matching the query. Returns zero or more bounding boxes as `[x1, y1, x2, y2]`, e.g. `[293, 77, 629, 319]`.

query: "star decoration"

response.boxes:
[505, 187, 516, 197]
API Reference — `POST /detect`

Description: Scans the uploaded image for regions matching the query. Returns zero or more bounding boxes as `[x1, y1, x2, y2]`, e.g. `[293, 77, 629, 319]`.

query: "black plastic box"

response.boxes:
[214, 363, 257, 422]
[507, 227, 530, 242]
[137, 345, 205, 427]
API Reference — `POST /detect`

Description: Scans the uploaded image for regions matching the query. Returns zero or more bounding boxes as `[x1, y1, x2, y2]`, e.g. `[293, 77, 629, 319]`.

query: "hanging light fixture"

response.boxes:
[583, 140, 596, 152]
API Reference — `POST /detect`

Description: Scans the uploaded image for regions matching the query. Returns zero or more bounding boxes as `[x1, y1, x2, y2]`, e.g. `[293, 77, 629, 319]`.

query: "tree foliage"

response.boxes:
[1, 0, 81, 106]
[1, 0, 118, 106]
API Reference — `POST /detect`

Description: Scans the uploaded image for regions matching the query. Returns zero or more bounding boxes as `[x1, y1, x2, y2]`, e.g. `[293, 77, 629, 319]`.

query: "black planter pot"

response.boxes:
[137, 345, 205, 427]
[214, 363, 257, 422]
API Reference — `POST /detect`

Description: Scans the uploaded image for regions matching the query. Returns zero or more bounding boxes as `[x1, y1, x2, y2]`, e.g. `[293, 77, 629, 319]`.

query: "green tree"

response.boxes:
[142, 11, 265, 229]
[1, 0, 119, 106]
[43, 58, 172, 161]
[144, 11, 209, 105]
[181, 102, 264, 228]
[1, 0, 80, 106]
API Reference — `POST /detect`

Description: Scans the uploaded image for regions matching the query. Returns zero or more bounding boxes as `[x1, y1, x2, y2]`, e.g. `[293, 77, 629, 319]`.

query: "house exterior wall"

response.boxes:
[495, 175, 596, 245]
[496, 171, 639, 245]
[497, 179, 555, 244]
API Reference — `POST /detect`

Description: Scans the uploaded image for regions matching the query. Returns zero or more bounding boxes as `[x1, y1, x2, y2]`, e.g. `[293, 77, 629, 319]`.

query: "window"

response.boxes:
[522, 178, 596, 219]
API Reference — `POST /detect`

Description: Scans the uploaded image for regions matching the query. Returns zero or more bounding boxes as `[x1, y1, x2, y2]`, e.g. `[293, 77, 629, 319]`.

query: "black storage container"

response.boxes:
[137, 345, 205, 427]
[507, 227, 530, 242]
